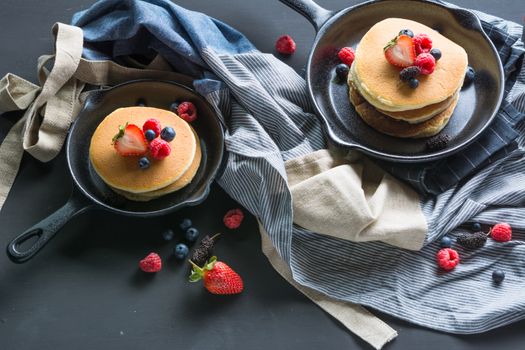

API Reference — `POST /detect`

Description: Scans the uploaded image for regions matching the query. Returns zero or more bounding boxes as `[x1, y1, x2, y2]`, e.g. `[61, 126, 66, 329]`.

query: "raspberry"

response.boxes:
[436, 248, 460, 271]
[149, 138, 171, 160]
[223, 208, 244, 229]
[426, 133, 450, 151]
[142, 118, 162, 137]
[413, 33, 433, 55]
[415, 53, 436, 75]
[139, 252, 162, 273]
[338, 47, 355, 66]
[491, 223, 512, 242]
[275, 35, 296, 55]
[399, 66, 421, 81]
[177, 101, 197, 123]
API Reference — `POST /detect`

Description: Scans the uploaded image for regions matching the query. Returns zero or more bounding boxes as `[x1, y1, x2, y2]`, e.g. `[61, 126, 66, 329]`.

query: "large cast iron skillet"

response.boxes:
[7, 80, 224, 263]
[279, 0, 504, 162]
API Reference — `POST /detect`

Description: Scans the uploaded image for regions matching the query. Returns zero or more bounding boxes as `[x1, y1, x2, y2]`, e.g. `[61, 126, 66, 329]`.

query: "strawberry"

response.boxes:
[383, 34, 416, 68]
[189, 256, 243, 295]
[112, 123, 148, 157]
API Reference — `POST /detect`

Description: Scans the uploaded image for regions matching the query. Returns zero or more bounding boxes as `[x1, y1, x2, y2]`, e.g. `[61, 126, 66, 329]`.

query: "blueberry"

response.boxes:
[169, 101, 180, 113]
[463, 66, 475, 88]
[430, 48, 442, 61]
[440, 236, 452, 248]
[144, 129, 156, 142]
[173, 243, 189, 260]
[138, 157, 150, 169]
[335, 63, 350, 80]
[399, 29, 414, 37]
[160, 126, 176, 142]
[179, 218, 192, 231]
[162, 229, 175, 241]
[472, 222, 482, 231]
[492, 270, 505, 284]
[136, 98, 146, 107]
[185, 227, 200, 243]
[408, 78, 419, 89]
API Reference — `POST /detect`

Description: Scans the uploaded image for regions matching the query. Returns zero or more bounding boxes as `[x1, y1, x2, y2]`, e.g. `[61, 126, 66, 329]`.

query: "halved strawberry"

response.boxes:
[383, 34, 416, 68]
[112, 123, 148, 157]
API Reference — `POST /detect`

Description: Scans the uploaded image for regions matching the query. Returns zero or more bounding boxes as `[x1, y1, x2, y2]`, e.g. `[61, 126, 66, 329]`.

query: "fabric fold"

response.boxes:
[286, 149, 427, 250]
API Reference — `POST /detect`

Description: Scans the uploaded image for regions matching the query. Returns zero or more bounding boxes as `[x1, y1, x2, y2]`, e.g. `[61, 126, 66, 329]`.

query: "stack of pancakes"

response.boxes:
[89, 106, 201, 201]
[348, 18, 468, 138]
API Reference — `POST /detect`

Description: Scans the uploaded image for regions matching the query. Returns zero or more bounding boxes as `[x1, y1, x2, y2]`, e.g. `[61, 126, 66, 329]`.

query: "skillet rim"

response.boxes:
[305, 0, 505, 162]
[66, 79, 225, 217]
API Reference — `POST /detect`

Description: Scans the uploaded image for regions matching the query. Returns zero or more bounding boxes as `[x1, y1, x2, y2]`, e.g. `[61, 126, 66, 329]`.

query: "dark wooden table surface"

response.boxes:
[1, 1, 523, 349]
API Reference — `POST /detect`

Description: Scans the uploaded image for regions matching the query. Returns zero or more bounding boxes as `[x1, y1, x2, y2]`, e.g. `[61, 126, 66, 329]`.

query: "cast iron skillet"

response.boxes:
[7, 80, 224, 263]
[279, 0, 504, 162]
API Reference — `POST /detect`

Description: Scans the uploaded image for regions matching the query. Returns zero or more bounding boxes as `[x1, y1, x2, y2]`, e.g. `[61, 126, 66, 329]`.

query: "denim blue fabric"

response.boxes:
[72, 0, 255, 77]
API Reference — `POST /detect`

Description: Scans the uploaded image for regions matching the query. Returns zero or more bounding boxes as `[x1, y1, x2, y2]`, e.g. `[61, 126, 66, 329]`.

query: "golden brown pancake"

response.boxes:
[89, 106, 196, 193]
[352, 18, 468, 112]
[349, 70, 459, 123]
[111, 126, 202, 201]
[377, 93, 456, 123]
[349, 84, 457, 138]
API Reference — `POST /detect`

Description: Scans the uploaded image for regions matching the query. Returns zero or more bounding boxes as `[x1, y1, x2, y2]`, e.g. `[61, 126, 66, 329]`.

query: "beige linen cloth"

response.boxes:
[0, 22, 430, 349]
[286, 148, 427, 251]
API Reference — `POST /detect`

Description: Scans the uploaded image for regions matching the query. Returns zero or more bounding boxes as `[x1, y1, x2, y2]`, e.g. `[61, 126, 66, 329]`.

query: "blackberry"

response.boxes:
[399, 66, 421, 81]
[456, 232, 487, 249]
[191, 233, 220, 266]
[426, 133, 450, 151]
[399, 29, 414, 37]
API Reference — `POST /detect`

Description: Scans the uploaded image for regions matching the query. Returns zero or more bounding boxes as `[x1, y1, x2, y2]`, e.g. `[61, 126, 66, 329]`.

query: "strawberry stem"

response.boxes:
[112, 122, 128, 144]
[188, 256, 218, 283]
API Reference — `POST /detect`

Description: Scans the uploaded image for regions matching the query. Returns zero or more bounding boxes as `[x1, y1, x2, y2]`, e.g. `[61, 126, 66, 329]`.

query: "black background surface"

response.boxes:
[0, 1, 523, 349]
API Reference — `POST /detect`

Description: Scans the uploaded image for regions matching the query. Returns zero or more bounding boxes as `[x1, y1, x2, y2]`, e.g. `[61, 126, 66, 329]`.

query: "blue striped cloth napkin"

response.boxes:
[72, 0, 525, 335]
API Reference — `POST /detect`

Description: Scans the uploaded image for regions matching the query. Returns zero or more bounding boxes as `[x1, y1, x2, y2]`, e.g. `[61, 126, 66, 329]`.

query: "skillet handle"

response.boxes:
[278, 0, 335, 32]
[6, 190, 93, 263]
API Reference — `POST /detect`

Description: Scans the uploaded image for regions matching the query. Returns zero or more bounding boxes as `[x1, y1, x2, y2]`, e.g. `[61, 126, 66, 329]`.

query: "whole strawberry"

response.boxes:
[491, 223, 512, 242]
[189, 256, 243, 295]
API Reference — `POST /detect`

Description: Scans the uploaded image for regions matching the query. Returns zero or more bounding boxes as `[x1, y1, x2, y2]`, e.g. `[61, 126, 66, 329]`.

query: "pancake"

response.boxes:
[352, 18, 468, 112]
[110, 126, 202, 201]
[90, 106, 196, 193]
[349, 70, 459, 124]
[377, 92, 456, 124]
[349, 84, 457, 138]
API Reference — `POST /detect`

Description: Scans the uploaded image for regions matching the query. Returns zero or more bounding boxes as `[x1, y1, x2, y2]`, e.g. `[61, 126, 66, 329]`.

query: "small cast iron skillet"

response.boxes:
[279, 0, 504, 162]
[7, 80, 224, 263]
